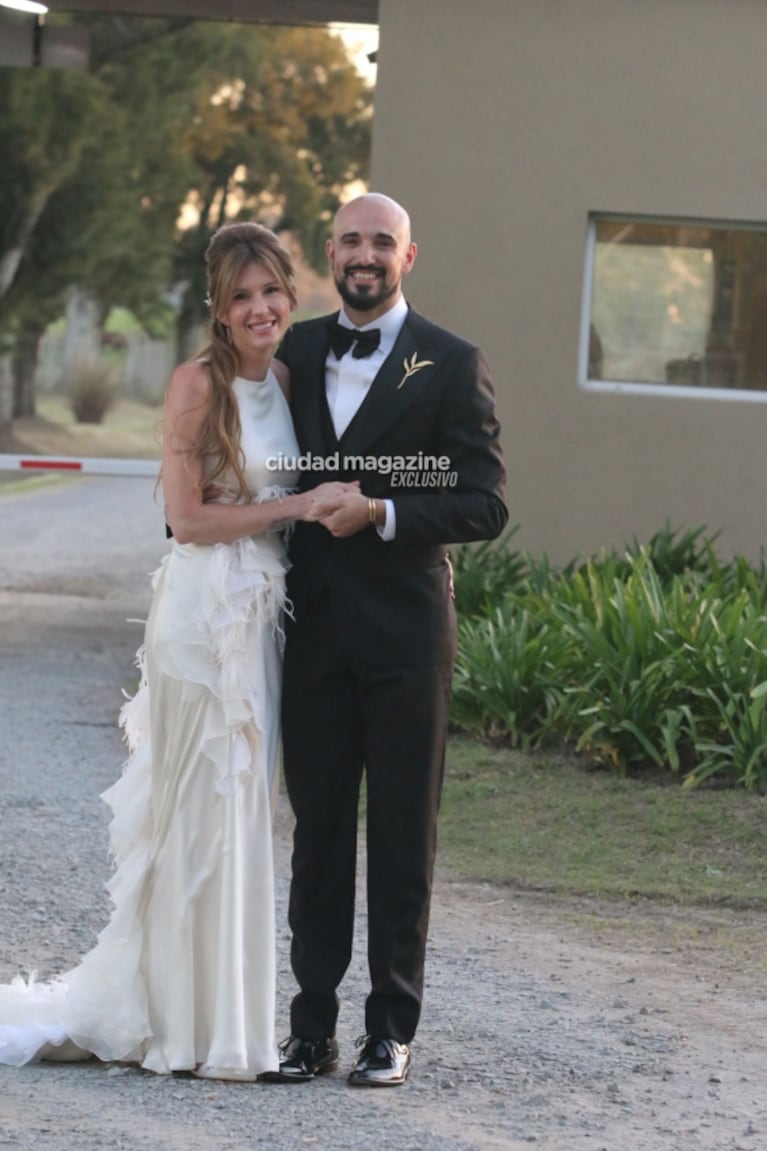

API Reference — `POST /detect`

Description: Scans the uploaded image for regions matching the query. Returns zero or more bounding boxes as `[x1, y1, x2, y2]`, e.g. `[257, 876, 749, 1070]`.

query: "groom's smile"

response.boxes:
[337, 263, 391, 312]
[347, 264, 384, 284]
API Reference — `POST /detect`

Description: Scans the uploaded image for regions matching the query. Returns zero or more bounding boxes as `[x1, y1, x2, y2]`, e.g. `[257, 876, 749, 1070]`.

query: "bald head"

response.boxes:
[333, 193, 412, 246]
[327, 193, 417, 324]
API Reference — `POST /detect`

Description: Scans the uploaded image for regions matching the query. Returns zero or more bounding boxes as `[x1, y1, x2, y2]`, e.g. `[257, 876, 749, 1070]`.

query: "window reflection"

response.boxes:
[588, 217, 767, 392]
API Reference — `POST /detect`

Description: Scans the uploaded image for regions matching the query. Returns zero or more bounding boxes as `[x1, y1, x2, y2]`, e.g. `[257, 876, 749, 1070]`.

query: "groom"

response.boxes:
[272, 193, 507, 1087]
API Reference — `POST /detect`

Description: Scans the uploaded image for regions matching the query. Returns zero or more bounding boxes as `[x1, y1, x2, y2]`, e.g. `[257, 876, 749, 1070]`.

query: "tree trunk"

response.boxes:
[175, 244, 209, 362]
[176, 281, 207, 364]
[0, 192, 52, 302]
[0, 354, 14, 444]
[175, 220, 213, 364]
[12, 317, 46, 419]
[61, 286, 103, 376]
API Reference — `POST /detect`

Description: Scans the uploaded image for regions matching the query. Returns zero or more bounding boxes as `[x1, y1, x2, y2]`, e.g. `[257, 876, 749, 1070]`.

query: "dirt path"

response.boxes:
[0, 476, 765, 1150]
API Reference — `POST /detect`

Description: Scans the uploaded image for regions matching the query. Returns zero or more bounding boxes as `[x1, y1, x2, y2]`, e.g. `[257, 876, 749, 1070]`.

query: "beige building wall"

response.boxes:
[371, 0, 767, 560]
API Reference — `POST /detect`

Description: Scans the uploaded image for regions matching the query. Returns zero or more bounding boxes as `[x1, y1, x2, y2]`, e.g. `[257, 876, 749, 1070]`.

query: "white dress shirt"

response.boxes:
[326, 296, 409, 540]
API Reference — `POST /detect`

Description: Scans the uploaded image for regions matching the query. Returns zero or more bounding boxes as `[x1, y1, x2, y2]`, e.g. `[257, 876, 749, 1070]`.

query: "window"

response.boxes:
[581, 215, 767, 401]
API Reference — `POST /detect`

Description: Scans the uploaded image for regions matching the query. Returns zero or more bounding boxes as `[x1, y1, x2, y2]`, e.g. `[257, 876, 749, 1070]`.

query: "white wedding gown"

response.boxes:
[0, 372, 299, 1078]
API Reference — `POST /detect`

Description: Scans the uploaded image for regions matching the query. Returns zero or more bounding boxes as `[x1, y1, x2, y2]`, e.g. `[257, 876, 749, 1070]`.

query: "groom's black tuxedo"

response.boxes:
[276, 305, 507, 1043]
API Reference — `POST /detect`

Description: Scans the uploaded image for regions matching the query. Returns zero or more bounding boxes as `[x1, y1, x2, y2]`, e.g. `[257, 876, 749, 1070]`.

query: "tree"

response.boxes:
[0, 15, 205, 424]
[0, 14, 371, 434]
[172, 23, 371, 355]
[0, 66, 104, 303]
[0, 55, 111, 423]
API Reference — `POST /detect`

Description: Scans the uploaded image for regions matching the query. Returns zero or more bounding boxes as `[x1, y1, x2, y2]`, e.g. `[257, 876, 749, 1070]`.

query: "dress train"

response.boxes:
[0, 535, 286, 1077]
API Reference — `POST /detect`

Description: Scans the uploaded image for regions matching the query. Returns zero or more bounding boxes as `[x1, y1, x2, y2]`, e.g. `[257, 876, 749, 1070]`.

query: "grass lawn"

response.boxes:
[3, 393, 162, 463]
[439, 736, 767, 908]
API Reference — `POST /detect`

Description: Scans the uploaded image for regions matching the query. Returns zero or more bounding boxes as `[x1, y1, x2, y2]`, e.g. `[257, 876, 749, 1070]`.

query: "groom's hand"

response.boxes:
[318, 491, 372, 538]
[301, 481, 359, 523]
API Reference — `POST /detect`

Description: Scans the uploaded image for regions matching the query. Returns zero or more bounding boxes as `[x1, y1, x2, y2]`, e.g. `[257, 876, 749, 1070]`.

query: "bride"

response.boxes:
[0, 222, 349, 1082]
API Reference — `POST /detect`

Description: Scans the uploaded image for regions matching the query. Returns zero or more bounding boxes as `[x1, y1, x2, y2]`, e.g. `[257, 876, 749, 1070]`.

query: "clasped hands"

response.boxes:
[302, 481, 372, 537]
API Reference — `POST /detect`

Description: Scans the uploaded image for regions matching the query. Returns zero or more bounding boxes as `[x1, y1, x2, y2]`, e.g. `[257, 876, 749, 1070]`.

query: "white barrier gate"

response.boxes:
[0, 454, 159, 477]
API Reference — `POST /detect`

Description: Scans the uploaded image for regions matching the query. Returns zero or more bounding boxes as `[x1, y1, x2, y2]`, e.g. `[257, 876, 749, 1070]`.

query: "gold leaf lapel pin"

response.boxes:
[396, 352, 435, 390]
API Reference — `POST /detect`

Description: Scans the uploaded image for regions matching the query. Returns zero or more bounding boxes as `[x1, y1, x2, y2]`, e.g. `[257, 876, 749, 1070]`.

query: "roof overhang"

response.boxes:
[46, 1, 378, 25]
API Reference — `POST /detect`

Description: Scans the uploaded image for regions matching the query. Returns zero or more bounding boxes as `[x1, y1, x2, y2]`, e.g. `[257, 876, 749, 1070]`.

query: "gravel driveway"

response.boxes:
[0, 475, 765, 1150]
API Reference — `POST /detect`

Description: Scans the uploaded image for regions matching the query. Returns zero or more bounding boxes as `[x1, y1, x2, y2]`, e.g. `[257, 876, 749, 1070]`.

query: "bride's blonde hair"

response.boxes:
[184, 222, 296, 503]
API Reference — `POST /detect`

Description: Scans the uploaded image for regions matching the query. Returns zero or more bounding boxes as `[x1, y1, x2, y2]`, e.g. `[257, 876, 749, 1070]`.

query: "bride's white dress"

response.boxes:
[0, 372, 299, 1078]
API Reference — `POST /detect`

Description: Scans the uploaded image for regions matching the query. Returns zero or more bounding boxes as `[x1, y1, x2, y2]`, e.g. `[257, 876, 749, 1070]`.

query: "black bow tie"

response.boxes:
[327, 320, 381, 360]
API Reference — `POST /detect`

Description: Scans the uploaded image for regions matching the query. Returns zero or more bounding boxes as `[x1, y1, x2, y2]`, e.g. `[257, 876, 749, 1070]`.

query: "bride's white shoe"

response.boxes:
[192, 1063, 257, 1082]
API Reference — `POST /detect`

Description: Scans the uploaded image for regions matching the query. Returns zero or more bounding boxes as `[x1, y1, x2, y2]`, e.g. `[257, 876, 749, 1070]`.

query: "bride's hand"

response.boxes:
[300, 481, 359, 522]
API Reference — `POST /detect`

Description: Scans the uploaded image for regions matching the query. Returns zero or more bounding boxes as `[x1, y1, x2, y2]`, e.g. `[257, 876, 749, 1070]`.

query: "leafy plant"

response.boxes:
[684, 684, 767, 792]
[451, 604, 567, 748]
[549, 556, 688, 771]
[450, 527, 527, 618]
[625, 519, 717, 579]
[451, 531, 767, 791]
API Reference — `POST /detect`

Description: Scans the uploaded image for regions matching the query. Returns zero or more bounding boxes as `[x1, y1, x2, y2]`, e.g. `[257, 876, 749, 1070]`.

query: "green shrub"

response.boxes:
[451, 531, 767, 791]
[669, 591, 767, 790]
[450, 528, 527, 618]
[625, 519, 717, 580]
[547, 556, 685, 771]
[451, 604, 568, 748]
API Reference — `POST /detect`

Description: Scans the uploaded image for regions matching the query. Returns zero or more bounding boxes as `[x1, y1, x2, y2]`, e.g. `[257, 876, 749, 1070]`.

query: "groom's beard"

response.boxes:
[335, 266, 398, 313]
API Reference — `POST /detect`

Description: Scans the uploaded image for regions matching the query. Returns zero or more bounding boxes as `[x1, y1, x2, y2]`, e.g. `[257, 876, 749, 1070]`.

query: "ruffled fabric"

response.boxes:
[0, 531, 288, 1074]
[144, 536, 289, 798]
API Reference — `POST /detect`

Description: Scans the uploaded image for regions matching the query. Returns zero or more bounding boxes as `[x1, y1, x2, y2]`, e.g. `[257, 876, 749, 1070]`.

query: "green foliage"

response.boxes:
[0, 16, 195, 326]
[451, 605, 567, 749]
[451, 526, 767, 791]
[0, 14, 372, 416]
[173, 23, 372, 343]
[551, 556, 686, 770]
[450, 528, 527, 617]
[624, 519, 716, 579]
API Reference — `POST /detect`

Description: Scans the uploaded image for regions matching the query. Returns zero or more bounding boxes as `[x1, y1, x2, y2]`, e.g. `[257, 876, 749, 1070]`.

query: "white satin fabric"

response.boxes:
[0, 372, 299, 1076]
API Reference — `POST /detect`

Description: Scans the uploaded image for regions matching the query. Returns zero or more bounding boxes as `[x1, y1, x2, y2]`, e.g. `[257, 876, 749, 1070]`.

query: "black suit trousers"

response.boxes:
[281, 588, 456, 1043]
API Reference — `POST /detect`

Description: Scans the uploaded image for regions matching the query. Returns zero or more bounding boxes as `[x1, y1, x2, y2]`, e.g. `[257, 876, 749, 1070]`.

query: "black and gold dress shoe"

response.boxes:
[261, 1036, 339, 1082]
[347, 1035, 411, 1087]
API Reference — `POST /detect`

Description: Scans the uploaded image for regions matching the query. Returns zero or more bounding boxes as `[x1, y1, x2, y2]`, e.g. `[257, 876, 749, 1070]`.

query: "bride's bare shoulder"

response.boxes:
[166, 360, 211, 408]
